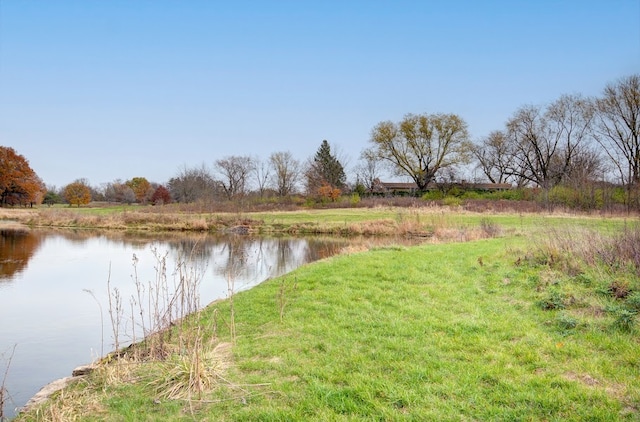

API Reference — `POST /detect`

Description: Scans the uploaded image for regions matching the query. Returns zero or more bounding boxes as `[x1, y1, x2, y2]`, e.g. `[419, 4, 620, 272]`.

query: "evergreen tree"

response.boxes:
[306, 140, 346, 194]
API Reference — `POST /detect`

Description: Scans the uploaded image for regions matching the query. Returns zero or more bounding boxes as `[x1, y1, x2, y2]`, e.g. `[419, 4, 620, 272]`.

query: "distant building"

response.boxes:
[372, 179, 512, 195]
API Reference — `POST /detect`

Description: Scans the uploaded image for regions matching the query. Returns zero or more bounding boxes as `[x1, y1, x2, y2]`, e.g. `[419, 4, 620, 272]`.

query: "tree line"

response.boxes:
[2, 73, 638, 209]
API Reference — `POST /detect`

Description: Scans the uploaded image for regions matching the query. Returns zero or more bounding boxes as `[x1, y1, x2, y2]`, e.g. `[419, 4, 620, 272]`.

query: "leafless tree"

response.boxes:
[355, 149, 383, 192]
[215, 155, 255, 200]
[504, 95, 594, 189]
[269, 151, 301, 197]
[253, 157, 272, 198]
[167, 164, 217, 203]
[593, 74, 640, 186]
[473, 130, 514, 184]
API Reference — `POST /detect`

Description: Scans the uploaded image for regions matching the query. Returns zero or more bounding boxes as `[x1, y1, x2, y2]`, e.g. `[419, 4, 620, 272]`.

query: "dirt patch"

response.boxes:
[564, 371, 599, 386]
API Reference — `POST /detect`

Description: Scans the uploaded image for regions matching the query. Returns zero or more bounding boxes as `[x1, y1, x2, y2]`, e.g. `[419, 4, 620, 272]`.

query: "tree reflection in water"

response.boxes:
[0, 229, 44, 280]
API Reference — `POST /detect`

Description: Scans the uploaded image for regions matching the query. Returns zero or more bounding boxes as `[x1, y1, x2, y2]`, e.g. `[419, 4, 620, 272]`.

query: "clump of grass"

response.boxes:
[538, 289, 571, 310]
[147, 338, 231, 400]
[555, 312, 580, 332]
[479, 218, 502, 238]
[605, 306, 638, 332]
[626, 292, 640, 311]
[608, 279, 631, 299]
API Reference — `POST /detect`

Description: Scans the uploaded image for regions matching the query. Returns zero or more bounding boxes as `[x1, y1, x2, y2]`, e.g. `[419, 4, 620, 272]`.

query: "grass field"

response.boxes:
[10, 208, 640, 420]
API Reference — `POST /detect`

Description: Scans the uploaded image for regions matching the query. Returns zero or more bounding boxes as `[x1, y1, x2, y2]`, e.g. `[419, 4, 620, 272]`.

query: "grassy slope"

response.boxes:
[208, 238, 638, 421]
[21, 234, 639, 421]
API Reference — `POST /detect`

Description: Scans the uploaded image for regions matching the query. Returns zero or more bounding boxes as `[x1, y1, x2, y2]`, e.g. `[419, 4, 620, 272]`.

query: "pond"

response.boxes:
[0, 228, 371, 418]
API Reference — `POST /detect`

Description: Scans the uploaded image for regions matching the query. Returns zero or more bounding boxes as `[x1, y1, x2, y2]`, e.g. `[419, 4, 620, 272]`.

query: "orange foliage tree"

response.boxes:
[317, 182, 342, 202]
[0, 146, 46, 206]
[63, 180, 92, 207]
[126, 177, 152, 203]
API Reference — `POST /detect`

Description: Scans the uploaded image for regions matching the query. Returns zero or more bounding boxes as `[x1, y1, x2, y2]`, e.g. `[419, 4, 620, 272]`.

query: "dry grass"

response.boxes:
[536, 224, 640, 276]
[147, 340, 232, 400]
[27, 382, 108, 422]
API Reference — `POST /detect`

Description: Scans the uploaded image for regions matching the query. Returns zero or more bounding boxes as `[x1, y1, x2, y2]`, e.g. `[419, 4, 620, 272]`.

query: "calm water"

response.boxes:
[0, 228, 351, 418]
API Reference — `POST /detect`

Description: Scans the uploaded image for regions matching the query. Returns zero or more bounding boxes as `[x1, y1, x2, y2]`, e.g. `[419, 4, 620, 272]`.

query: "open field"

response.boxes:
[9, 207, 640, 420]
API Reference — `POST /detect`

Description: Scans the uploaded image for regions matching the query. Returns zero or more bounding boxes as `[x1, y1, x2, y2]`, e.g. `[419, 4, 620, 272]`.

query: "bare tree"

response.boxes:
[253, 157, 272, 199]
[504, 95, 594, 189]
[506, 105, 555, 188]
[355, 149, 383, 192]
[473, 130, 513, 184]
[269, 151, 301, 197]
[369, 113, 472, 190]
[215, 155, 255, 200]
[167, 164, 217, 203]
[545, 94, 596, 184]
[593, 74, 640, 186]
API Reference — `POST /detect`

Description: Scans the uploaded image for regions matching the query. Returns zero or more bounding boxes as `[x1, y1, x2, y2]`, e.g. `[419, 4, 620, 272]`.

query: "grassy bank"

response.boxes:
[16, 224, 640, 420]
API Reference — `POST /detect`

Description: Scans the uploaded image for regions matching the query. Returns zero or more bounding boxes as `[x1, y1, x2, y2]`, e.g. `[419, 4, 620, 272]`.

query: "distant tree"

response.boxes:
[103, 180, 136, 204]
[0, 146, 46, 206]
[505, 95, 595, 189]
[473, 130, 514, 184]
[167, 164, 218, 203]
[125, 177, 152, 203]
[63, 179, 92, 207]
[43, 189, 63, 206]
[89, 184, 106, 202]
[593, 74, 640, 186]
[150, 185, 171, 205]
[355, 149, 382, 192]
[369, 113, 472, 190]
[253, 157, 271, 199]
[306, 140, 346, 194]
[214, 155, 254, 200]
[269, 151, 301, 197]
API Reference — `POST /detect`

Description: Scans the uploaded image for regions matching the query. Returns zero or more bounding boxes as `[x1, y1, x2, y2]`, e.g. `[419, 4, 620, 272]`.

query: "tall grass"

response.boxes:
[535, 224, 640, 276]
[0, 345, 16, 422]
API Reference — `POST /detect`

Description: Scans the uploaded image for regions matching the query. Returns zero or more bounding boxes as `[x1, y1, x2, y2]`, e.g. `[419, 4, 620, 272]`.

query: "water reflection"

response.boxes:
[0, 229, 44, 280]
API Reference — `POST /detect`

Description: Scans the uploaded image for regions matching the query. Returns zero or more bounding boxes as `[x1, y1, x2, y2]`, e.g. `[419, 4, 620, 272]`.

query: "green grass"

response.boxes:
[18, 231, 640, 421]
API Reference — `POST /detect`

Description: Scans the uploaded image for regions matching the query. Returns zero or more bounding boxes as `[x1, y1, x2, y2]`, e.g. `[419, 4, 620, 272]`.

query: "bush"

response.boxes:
[422, 191, 444, 201]
[443, 196, 462, 207]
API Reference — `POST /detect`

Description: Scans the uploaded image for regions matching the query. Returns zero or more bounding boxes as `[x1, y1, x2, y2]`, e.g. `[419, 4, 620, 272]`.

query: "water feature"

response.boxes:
[0, 228, 353, 418]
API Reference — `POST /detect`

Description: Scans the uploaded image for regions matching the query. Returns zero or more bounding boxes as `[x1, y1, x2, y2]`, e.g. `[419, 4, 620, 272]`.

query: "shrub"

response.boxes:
[422, 191, 444, 201]
[443, 196, 462, 207]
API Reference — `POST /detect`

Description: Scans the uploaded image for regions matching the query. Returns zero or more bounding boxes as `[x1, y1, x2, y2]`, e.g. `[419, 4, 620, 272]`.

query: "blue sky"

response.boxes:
[1, 1, 638, 188]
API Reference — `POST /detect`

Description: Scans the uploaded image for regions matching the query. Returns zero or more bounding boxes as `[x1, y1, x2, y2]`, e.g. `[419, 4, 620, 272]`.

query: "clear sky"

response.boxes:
[1, 1, 638, 188]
